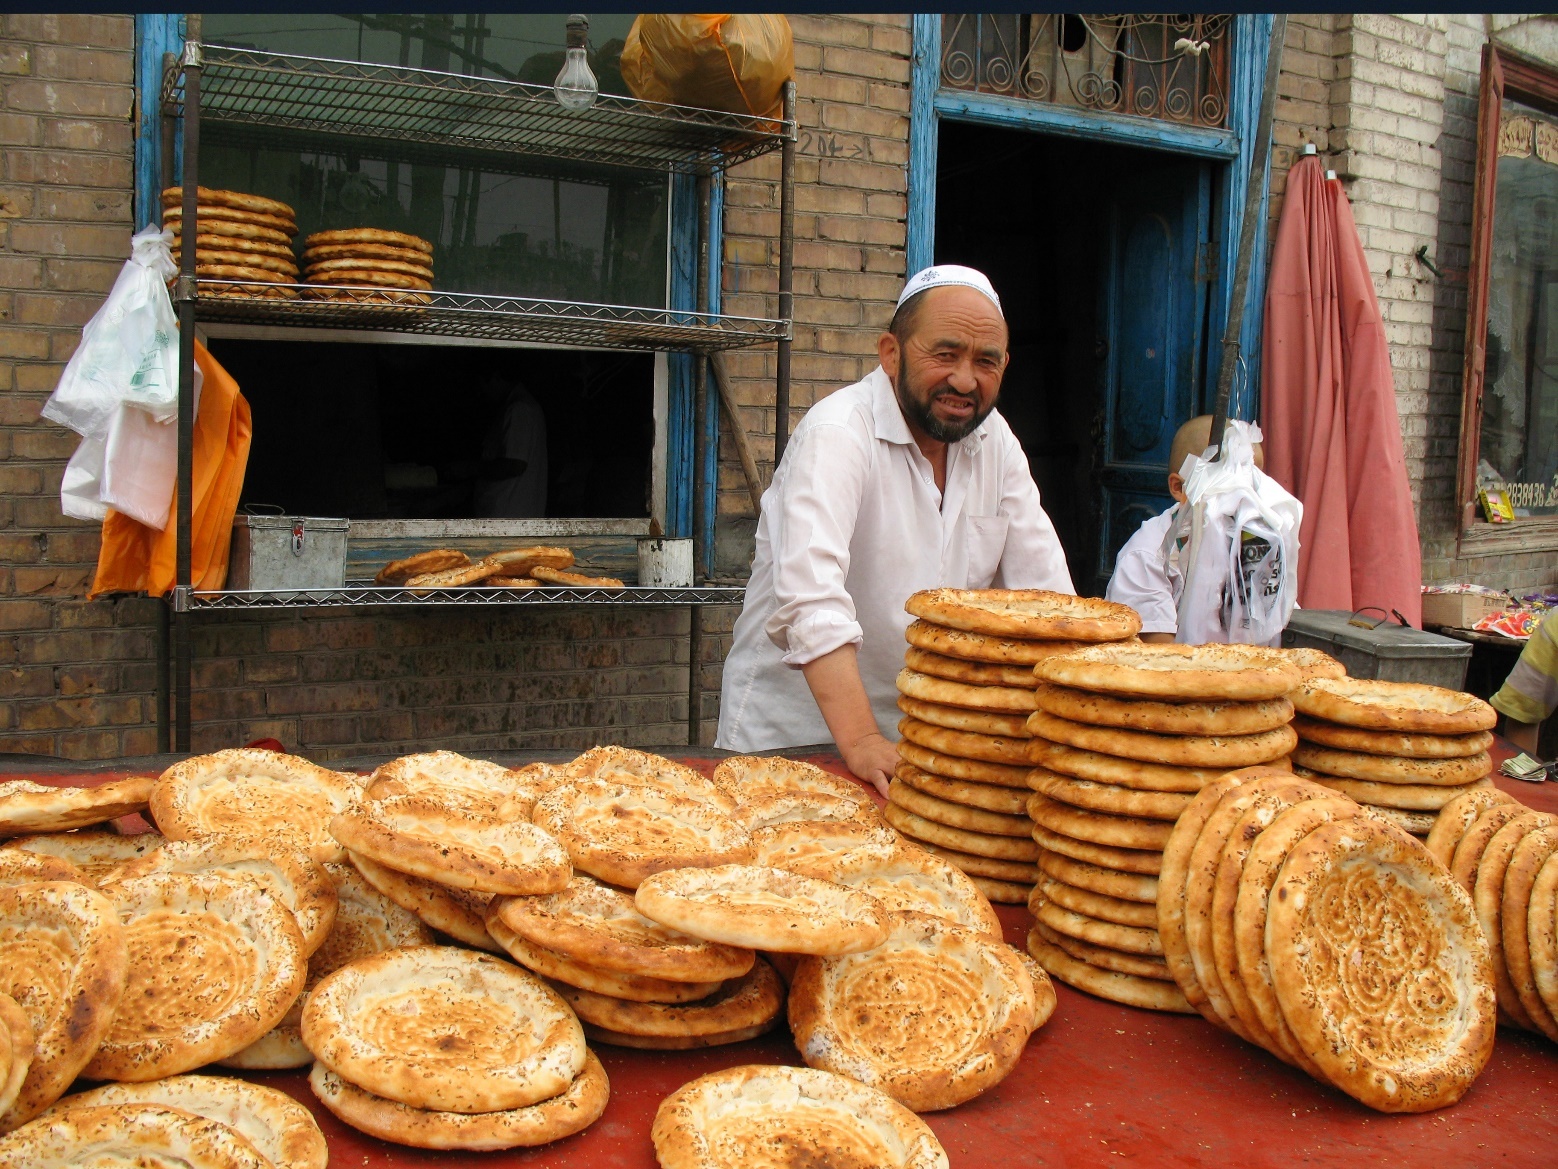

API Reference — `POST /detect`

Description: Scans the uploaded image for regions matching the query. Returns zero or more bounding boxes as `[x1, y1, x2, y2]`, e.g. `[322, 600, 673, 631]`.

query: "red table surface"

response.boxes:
[7, 748, 1558, 1168]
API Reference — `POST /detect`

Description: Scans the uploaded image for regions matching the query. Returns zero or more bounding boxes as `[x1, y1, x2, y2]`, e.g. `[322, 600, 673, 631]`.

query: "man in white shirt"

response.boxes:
[716, 265, 1074, 794]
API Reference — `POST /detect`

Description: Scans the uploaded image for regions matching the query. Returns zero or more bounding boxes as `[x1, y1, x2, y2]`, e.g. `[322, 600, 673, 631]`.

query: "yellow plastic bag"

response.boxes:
[620, 15, 793, 118]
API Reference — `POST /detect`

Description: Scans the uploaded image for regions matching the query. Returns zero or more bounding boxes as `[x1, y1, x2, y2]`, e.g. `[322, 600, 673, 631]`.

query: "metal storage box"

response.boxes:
[1281, 610, 1472, 689]
[227, 515, 348, 592]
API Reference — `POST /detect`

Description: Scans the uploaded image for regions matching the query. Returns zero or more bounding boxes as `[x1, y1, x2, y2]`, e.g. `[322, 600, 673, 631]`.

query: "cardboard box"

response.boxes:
[1420, 590, 1508, 630]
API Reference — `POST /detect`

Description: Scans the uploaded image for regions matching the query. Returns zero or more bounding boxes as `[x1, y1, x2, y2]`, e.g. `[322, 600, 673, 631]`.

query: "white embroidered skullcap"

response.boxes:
[895, 264, 1002, 312]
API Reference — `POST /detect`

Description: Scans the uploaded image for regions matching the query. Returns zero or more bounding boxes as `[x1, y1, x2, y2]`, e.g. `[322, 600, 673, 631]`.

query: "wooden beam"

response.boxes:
[710, 353, 765, 517]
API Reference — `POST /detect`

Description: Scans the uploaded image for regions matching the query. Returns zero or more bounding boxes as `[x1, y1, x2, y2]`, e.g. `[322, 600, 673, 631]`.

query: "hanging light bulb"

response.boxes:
[554, 14, 598, 110]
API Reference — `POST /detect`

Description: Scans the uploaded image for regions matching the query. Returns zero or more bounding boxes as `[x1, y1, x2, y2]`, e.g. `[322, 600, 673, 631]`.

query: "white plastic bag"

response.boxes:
[45, 225, 184, 528]
[1167, 420, 1302, 646]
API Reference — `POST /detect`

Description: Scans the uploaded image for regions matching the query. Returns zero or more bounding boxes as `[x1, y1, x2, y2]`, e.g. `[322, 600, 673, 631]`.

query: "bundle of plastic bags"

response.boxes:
[620, 15, 792, 117]
[1165, 420, 1302, 646]
[43, 225, 186, 530]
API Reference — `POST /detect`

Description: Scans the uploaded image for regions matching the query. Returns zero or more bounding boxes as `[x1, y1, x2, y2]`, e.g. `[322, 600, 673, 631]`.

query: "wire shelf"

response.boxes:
[182, 585, 747, 611]
[191, 281, 787, 352]
[165, 44, 793, 175]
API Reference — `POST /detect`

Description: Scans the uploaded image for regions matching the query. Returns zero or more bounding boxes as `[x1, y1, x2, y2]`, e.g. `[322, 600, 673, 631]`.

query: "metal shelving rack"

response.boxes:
[158, 39, 795, 751]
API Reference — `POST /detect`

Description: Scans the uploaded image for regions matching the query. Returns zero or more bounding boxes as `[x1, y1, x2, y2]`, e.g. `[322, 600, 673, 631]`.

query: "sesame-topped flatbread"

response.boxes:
[1292, 715, 1492, 759]
[306, 227, 433, 253]
[0, 776, 154, 837]
[711, 755, 870, 806]
[1278, 647, 1348, 681]
[364, 751, 553, 818]
[164, 205, 297, 235]
[907, 588, 1141, 642]
[163, 186, 295, 219]
[904, 619, 1101, 666]
[895, 667, 1035, 714]
[1028, 709, 1296, 768]
[478, 545, 574, 577]
[903, 647, 1039, 689]
[1037, 642, 1302, 701]
[564, 746, 734, 810]
[1292, 678, 1498, 735]
[896, 695, 1031, 738]
[6, 830, 166, 885]
[1032, 683, 1295, 736]
[375, 548, 469, 585]
[0, 1103, 272, 1168]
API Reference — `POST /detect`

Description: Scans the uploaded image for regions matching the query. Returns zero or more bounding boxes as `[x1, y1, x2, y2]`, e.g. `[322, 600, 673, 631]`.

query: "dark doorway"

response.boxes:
[935, 121, 1214, 595]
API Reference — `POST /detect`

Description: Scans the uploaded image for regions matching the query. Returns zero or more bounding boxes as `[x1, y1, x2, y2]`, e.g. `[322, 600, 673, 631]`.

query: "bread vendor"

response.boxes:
[715, 265, 1074, 794]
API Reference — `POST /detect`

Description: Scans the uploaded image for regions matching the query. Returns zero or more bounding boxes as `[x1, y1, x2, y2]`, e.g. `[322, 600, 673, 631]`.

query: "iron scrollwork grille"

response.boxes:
[940, 14, 1233, 129]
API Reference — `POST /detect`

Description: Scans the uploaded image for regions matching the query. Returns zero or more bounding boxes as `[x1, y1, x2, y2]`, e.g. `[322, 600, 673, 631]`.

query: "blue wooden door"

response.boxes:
[1095, 159, 1213, 584]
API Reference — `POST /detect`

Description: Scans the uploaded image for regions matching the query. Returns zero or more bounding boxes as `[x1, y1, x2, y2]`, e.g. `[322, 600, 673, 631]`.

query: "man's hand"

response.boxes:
[801, 644, 896, 798]
[840, 731, 898, 798]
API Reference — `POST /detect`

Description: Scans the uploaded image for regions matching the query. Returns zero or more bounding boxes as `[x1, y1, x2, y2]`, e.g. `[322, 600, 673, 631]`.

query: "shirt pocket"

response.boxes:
[964, 514, 1009, 586]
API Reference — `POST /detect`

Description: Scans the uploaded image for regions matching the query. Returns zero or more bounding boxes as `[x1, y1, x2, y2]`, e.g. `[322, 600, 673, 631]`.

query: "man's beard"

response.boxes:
[892, 366, 997, 443]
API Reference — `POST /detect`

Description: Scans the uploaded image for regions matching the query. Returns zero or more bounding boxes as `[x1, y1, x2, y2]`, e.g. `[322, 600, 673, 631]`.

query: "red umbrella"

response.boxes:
[1261, 154, 1423, 626]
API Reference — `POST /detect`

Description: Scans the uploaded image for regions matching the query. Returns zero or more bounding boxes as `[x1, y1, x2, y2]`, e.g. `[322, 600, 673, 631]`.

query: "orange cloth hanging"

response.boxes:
[90, 341, 251, 597]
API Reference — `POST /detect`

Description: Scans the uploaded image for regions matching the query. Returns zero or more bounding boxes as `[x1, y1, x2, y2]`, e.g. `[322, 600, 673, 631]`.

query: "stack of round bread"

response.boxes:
[1158, 768, 1497, 1111]
[301, 228, 434, 304]
[1025, 642, 1304, 1012]
[163, 186, 300, 299]
[890, 589, 1142, 904]
[1289, 677, 1499, 840]
[1425, 786, 1558, 1042]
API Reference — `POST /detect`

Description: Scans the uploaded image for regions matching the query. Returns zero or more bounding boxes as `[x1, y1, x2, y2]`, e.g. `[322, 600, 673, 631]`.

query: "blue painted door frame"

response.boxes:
[908, 13, 1273, 418]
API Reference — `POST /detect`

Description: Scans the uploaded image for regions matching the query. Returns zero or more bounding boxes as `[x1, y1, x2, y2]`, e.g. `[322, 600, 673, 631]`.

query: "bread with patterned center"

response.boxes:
[789, 911, 1036, 1111]
[0, 991, 33, 1119]
[1292, 677, 1497, 734]
[711, 755, 870, 806]
[302, 946, 586, 1112]
[1037, 642, 1301, 701]
[563, 746, 736, 811]
[0, 1102, 272, 1167]
[364, 751, 555, 817]
[652, 1063, 948, 1168]
[6, 830, 165, 885]
[0, 847, 85, 888]
[797, 844, 1001, 937]
[906, 588, 1141, 641]
[0, 776, 154, 837]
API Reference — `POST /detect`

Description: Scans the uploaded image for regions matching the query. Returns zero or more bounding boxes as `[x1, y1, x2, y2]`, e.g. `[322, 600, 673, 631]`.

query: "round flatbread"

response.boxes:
[151, 748, 360, 863]
[195, 263, 288, 283]
[1292, 715, 1492, 759]
[173, 232, 295, 261]
[1292, 677, 1497, 735]
[1308, 775, 1494, 811]
[1502, 827, 1558, 1041]
[585, 1020, 778, 1049]
[306, 227, 432, 253]
[1033, 875, 1156, 927]
[897, 716, 1037, 766]
[1362, 804, 1437, 836]
[1267, 816, 1497, 1112]
[1037, 642, 1301, 701]
[1031, 919, 1171, 980]
[636, 864, 890, 955]
[193, 249, 298, 275]
[348, 850, 498, 951]
[1029, 822, 1161, 874]
[177, 217, 291, 244]
[1530, 851, 1558, 1027]
[84, 871, 306, 1081]
[896, 740, 1033, 788]
[904, 619, 1100, 665]
[1036, 847, 1158, 903]
[1425, 788, 1519, 869]
[906, 588, 1141, 641]
[304, 946, 585, 1112]
[894, 762, 1028, 814]
[1279, 647, 1348, 681]
[364, 751, 552, 817]
[1232, 797, 1362, 1071]
[884, 803, 1039, 861]
[109, 837, 337, 957]
[1451, 804, 1539, 895]
[888, 779, 1032, 837]
[730, 789, 879, 835]
[1024, 792, 1172, 851]
[0, 848, 85, 888]
[903, 646, 1038, 688]
[488, 872, 753, 983]
[0, 990, 33, 1119]
[306, 256, 433, 280]
[1028, 770, 1193, 822]
[484, 916, 722, 1003]
[812, 845, 1002, 937]
[532, 779, 750, 889]
[0, 1102, 271, 1167]
[375, 548, 469, 585]
[1029, 887, 1161, 954]
[0, 882, 126, 1127]
[163, 185, 294, 217]
[1290, 743, 1491, 785]
[1032, 682, 1294, 736]
[711, 755, 870, 806]
[915, 840, 1039, 882]
[562, 746, 735, 811]
[163, 204, 296, 233]
[1027, 710, 1296, 769]
[790, 911, 1035, 1110]
[559, 956, 783, 1039]
[968, 875, 1031, 903]
[305, 267, 430, 289]
[50, 1075, 326, 1169]
[7, 830, 165, 884]
[652, 1063, 948, 1169]
[303, 241, 432, 265]
[1472, 812, 1554, 1030]
[895, 667, 1035, 714]
[310, 1051, 608, 1151]
[750, 818, 899, 872]
[895, 695, 1030, 738]
[0, 776, 154, 837]
[1026, 931, 1193, 1012]
[1030, 742, 1231, 793]
[331, 794, 570, 895]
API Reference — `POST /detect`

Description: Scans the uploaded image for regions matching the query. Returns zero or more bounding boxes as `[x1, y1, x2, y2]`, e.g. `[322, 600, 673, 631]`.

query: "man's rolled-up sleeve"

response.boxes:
[992, 428, 1075, 593]
[763, 423, 871, 667]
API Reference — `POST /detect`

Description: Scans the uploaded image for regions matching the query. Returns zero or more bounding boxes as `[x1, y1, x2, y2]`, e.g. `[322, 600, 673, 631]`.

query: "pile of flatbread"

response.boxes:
[1289, 677, 1499, 840]
[890, 588, 1143, 905]
[1159, 768, 1497, 1112]
[164, 185, 300, 300]
[1024, 641, 1307, 1012]
[374, 544, 625, 590]
[1426, 786, 1558, 1043]
[301, 228, 435, 305]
